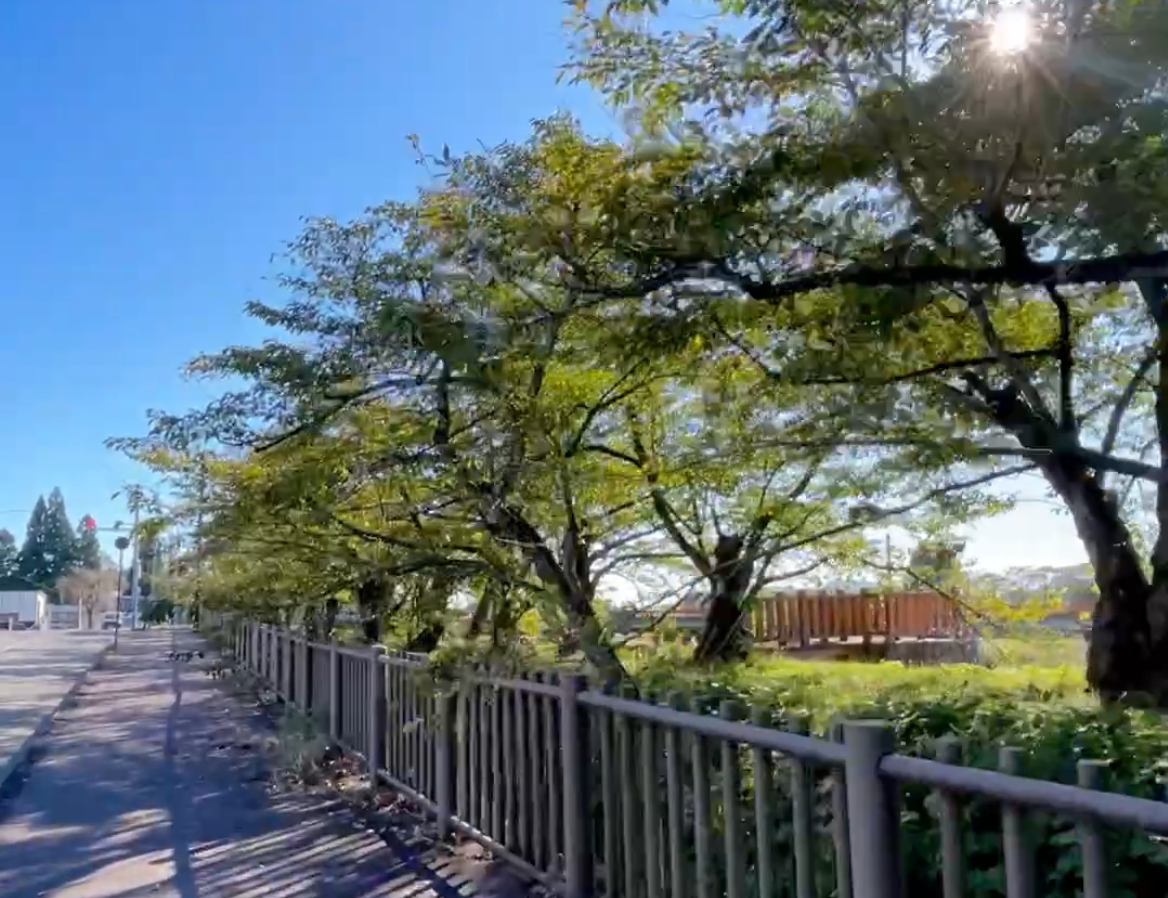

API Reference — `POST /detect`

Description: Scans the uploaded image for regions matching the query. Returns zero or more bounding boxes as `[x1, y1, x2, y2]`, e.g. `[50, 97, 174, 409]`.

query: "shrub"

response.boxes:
[620, 653, 1168, 898]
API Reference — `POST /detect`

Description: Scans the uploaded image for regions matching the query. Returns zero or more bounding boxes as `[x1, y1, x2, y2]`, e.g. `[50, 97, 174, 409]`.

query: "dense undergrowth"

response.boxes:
[624, 642, 1168, 898]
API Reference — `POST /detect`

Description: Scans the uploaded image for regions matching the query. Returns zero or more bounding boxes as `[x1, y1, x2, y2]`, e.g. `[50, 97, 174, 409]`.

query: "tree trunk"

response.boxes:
[694, 535, 756, 664]
[1084, 545, 1166, 704]
[323, 598, 339, 640]
[480, 495, 626, 679]
[976, 370, 1168, 704]
[303, 602, 321, 641]
[1045, 457, 1168, 703]
[355, 577, 390, 645]
[573, 610, 624, 678]
[405, 622, 445, 653]
[467, 583, 499, 639]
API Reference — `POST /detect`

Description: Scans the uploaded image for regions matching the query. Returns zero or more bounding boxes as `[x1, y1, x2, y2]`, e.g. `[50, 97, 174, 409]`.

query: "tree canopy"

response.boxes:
[560, 0, 1168, 699]
[116, 0, 1168, 700]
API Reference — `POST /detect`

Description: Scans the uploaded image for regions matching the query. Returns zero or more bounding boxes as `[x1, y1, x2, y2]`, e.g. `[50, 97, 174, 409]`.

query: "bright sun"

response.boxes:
[990, 7, 1033, 54]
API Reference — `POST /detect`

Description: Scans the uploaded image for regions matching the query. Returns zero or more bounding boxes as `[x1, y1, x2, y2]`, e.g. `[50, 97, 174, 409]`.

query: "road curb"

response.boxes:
[0, 640, 116, 796]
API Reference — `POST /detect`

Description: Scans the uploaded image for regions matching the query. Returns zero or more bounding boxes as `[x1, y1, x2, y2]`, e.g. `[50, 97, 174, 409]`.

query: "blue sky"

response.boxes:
[0, 0, 1085, 571]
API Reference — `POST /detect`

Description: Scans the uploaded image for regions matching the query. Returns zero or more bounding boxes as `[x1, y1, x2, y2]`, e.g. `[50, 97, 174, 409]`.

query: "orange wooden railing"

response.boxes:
[750, 590, 968, 646]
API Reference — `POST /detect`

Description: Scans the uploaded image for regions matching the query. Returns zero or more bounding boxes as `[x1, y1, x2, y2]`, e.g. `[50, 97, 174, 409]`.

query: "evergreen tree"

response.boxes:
[75, 516, 102, 570]
[18, 489, 79, 591]
[44, 488, 78, 573]
[18, 495, 51, 586]
[0, 529, 17, 578]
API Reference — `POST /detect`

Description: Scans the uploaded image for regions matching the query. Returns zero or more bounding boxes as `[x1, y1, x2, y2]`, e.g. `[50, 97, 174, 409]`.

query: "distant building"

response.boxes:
[0, 576, 49, 629]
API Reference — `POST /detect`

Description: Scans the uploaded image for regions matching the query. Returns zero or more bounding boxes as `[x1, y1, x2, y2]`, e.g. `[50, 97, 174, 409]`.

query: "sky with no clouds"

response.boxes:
[0, 0, 1086, 571]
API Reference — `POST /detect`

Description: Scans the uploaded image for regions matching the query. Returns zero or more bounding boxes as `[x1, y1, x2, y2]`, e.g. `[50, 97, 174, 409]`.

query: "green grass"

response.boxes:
[981, 634, 1089, 669]
[625, 635, 1091, 726]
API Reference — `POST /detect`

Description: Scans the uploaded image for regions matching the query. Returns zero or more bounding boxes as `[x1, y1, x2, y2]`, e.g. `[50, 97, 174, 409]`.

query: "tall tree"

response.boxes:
[0, 529, 17, 578]
[44, 488, 79, 573]
[0, 527, 16, 579]
[569, 0, 1168, 702]
[75, 516, 102, 570]
[19, 490, 80, 592]
[18, 496, 53, 589]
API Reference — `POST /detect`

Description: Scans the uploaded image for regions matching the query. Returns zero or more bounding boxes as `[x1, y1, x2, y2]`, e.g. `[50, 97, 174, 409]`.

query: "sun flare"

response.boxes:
[990, 7, 1033, 54]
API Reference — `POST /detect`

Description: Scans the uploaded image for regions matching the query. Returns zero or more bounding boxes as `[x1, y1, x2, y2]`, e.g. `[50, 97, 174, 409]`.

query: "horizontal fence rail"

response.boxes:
[210, 615, 1166, 898]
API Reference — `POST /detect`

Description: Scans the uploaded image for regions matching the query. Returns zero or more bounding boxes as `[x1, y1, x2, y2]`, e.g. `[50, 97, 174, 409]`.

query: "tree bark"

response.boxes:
[694, 534, 756, 664]
[1044, 455, 1168, 703]
[303, 602, 321, 641]
[355, 577, 391, 644]
[405, 621, 445, 653]
[972, 370, 1168, 704]
[323, 597, 339, 640]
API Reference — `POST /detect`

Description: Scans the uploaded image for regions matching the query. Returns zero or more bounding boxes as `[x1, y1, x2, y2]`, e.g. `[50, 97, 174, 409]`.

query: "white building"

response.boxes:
[0, 577, 50, 629]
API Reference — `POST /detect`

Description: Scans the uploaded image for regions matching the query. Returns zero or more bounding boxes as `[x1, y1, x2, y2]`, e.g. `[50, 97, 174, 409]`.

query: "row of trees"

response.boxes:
[0, 488, 104, 595]
[116, 0, 1168, 703]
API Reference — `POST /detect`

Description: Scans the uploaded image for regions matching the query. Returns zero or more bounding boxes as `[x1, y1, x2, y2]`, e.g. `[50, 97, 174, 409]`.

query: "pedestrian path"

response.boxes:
[0, 630, 485, 898]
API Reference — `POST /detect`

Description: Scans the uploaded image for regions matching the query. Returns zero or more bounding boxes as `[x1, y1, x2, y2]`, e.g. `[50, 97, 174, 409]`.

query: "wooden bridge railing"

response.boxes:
[750, 590, 968, 646]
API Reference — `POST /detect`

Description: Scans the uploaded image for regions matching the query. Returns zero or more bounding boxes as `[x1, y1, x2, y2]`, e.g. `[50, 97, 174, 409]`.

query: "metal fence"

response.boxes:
[217, 618, 1168, 898]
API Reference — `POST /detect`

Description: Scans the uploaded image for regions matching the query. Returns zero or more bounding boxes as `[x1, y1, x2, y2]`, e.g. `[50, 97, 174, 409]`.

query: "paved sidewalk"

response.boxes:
[0, 630, 111, 788]
[0, 630, 478, 898]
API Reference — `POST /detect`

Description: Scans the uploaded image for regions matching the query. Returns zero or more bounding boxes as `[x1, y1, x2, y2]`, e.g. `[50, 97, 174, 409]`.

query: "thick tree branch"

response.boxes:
[581, 442, 642, 467]
[627, 412, 713, 576]
[778, 465, 1037, 554]
[964, 288, 1053, 424]
[975, 445, 1168, 484]
[596, 248, 1168, 308]
[804, 348, 1056, 387]
[1045, 285, 1076, 435]
[564, 361, 655, 456]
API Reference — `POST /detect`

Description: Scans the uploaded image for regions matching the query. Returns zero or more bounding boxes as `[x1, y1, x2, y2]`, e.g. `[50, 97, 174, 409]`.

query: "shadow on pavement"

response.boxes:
[0, 632, 519, 898]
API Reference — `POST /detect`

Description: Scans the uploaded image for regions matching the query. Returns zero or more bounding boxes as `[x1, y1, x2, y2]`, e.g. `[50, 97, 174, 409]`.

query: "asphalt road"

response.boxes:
[0, 629, 112, 786]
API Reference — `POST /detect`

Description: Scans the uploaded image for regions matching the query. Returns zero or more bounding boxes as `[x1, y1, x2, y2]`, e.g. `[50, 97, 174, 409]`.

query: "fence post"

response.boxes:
[329, 644, 342, 742]
[435, 686, 458, 841]
[281, 632, 293, 703]
[297, 638, 310, 714]
[367, 645, 386, 774]
[843, 721, 901, 898]
[999, 747, 1034, 898]
[1077, 760, 1108, 898]
[560, 674, 593, 898]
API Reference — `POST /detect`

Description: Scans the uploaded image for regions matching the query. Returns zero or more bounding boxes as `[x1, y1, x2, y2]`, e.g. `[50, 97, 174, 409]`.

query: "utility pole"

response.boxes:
[128, 503, 141, 631]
